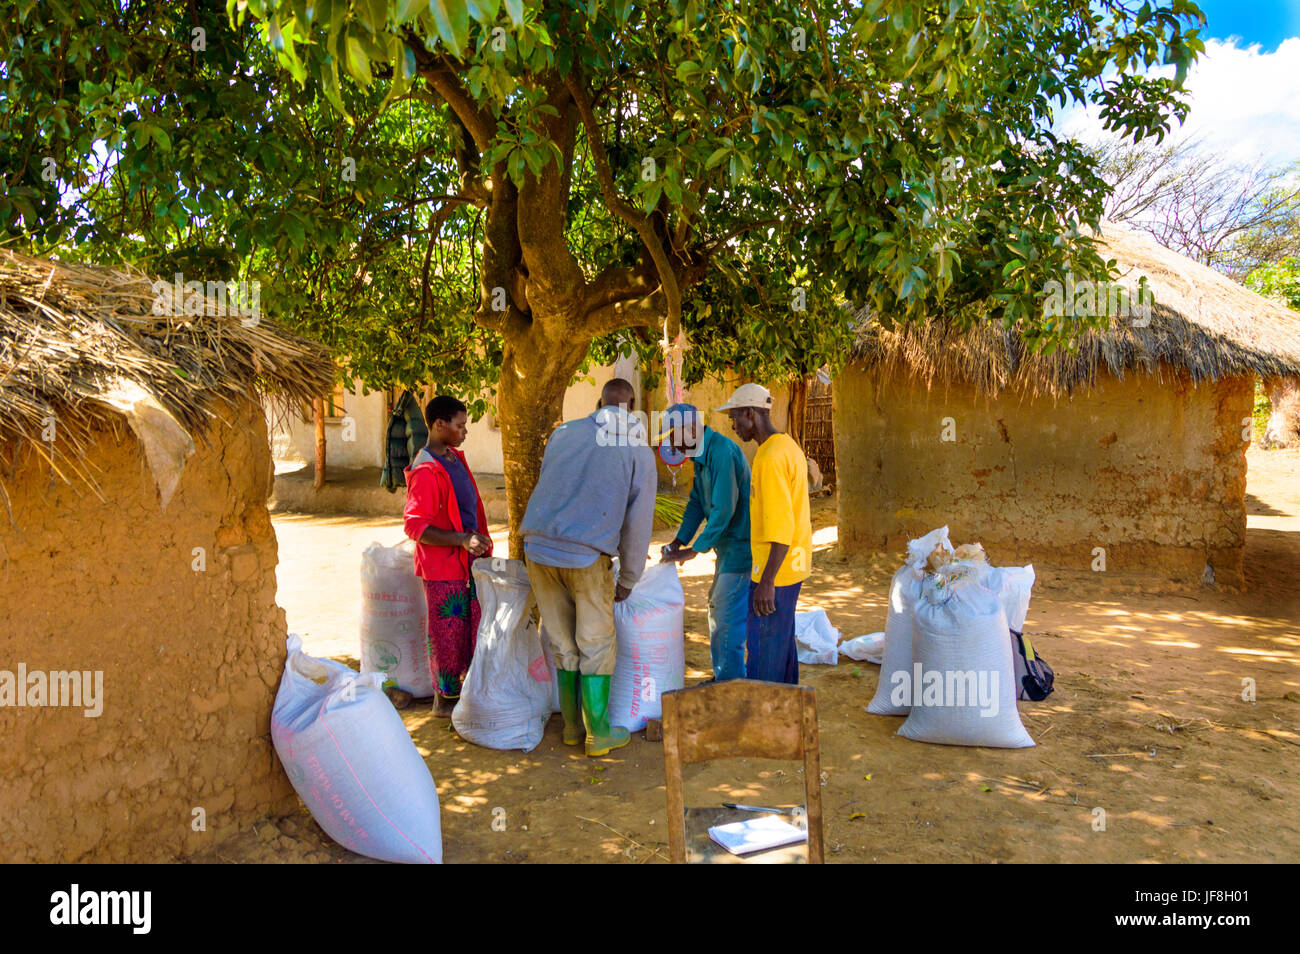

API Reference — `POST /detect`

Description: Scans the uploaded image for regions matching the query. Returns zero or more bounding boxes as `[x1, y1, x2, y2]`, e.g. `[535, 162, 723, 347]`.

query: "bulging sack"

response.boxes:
[897, 567, 1034, 748]
[989, 564, 1035, 633]
[795, 608, 841, 665]
[986, 564, 1048, 701]
[840, 632, 885, 664]
[453, 558, 555, 752]
[611, 563, 686, 732]
[360, 540, 433, 697]
[271, 634, 443, 864]
[867, 526, 952, 715]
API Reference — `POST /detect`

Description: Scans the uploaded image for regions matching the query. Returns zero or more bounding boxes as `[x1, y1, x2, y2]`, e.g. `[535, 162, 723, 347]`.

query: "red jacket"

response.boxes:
[403, 447, 493, 582]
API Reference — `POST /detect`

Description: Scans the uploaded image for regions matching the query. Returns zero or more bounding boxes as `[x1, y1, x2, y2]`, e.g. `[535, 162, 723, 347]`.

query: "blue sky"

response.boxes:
[1195, 0, 1300, 51]
[1058, 3, 1300, 171]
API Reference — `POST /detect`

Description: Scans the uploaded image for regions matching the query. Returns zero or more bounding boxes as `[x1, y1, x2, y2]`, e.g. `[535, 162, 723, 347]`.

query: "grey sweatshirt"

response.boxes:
[521, 406, 658, 589]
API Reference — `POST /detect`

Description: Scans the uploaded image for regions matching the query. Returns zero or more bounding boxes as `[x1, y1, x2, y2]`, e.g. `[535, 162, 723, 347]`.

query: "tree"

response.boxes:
[1245, 257, 1300, 312]
[1091, 134, 1300, 278]
[0, 1, 500, 409]
[1245, 257, 1300, 449]
[5, 0, 1208, 554]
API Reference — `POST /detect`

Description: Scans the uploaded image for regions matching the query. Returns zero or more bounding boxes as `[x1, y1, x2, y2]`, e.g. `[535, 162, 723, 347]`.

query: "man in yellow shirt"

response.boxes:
[718, 383, 812, 684]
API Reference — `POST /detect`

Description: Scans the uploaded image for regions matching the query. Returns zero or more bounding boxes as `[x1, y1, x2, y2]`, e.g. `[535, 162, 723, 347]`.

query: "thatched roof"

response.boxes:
[0, 250, 333, 502]
[850, 223, 1300, 397]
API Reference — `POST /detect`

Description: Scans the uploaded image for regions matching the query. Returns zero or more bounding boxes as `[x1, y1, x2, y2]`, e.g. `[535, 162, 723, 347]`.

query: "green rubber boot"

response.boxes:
[580, 674, 630, 757]
[557, 669, 585, 745]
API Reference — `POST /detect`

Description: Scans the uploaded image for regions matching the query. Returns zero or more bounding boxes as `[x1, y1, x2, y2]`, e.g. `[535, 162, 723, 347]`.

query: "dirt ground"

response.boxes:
[193, 447, 1300, 864]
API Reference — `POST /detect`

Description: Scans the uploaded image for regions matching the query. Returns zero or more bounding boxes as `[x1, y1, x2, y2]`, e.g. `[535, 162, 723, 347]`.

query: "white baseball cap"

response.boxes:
[716, 383, 774, 411]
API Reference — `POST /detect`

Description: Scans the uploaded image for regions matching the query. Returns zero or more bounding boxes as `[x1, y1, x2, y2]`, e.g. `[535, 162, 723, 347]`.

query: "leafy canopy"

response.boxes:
[3, 0, 1208, 400]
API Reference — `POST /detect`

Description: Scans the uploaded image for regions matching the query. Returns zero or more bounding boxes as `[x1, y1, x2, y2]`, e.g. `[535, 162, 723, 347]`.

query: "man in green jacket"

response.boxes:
[659, 403, 752, 681]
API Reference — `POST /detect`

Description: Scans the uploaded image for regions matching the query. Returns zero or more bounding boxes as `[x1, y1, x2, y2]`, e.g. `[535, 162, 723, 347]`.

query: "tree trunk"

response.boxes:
[496, 333, 588, 558]
[1262, 376, 1300, 448]
[312, 397, 326, 490]
[787, 376, 809, 448]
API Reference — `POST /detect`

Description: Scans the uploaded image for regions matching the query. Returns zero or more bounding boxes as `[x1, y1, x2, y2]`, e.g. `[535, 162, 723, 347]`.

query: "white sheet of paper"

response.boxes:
[708, 815, 808, 856]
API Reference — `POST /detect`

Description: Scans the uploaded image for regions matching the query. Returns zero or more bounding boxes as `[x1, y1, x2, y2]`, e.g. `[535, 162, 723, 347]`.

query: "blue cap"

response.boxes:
[653, 403, 699, 443]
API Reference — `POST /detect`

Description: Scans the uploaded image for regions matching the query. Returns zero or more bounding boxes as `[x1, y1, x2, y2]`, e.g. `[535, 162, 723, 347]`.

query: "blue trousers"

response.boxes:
[708, 570, 750, 681]
[745, 581, 803, 684]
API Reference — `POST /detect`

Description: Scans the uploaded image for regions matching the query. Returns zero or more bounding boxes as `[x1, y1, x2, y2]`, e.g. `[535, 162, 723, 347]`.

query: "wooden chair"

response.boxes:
[662, 679, 823, 864]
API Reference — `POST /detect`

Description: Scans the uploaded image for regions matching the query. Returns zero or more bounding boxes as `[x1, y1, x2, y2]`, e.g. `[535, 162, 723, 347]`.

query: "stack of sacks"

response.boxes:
[865, 532, 1038, 748]
[897, 561, 1034, 748]
[867, 527, 953, 715]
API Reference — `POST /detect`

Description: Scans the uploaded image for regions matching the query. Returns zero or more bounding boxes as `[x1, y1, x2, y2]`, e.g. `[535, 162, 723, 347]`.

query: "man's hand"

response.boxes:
[462, 532, 491, 557]
[614, 583, 632, 603]
[662, 545, 697, 564]
[753, 579, 777, 616]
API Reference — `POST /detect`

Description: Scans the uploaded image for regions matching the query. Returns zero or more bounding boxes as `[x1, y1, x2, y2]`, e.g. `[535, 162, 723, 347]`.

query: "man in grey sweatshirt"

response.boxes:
[521, 378, 657, 757]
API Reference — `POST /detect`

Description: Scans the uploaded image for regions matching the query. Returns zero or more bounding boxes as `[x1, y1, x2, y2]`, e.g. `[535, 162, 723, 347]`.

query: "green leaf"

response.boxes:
[344, 36, 372, 86]
[396, 0, 429, 22]
[285, 212, 306, 248]
[642, 179, 663, 213]
[357, 0, 388, 33]
[705, 145, 730, 169]
[504, 0, 524, 28]
[430, 0, 471, 54]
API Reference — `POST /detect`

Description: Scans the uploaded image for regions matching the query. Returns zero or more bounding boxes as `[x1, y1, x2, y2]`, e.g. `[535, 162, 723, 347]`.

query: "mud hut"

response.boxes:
[834, 225, 1300, 587]
[0, 251, 333, 862]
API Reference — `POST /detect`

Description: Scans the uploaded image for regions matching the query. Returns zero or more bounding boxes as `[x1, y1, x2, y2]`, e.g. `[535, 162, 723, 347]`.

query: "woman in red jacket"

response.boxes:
[403, 395, 493, 717]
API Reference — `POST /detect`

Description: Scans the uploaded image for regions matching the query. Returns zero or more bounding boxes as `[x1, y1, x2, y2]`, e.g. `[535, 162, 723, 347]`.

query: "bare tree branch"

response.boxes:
[1093, 133, 1300, 278]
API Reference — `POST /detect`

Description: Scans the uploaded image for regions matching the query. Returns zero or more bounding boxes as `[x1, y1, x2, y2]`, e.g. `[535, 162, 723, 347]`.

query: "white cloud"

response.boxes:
[1057, 37, 1300, 171]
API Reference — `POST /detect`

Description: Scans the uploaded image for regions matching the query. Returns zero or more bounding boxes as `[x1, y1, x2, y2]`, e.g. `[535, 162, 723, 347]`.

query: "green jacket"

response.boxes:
[380, 390, 428, 492]
[674, 426, 751, 574]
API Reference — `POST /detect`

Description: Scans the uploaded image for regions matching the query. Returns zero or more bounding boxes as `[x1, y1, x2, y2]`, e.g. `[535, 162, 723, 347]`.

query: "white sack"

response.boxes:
[611, 563, 686, 732]
[867, 526, 952, 715]
[988, 564, 1037, 699]
[840, 632, 886, 663]
[272, 634, 443, 864]
[452, 558, 555, 752]
[795, 608, 841, 665]
[360, 539, 433, 697]
[897, 566, 1034, 748]
[989, 564, 1035, 632]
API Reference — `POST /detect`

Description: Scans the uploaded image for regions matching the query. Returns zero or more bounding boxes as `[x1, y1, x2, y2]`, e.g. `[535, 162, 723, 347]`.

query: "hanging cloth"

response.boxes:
[657, 330, 689, 488]
[380, 390, 429, 492]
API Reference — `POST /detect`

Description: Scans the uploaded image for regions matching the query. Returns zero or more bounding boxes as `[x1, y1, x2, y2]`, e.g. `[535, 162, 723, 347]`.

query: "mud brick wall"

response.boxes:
[0, 398, 297, 862]
[834, 365, 1251, 586]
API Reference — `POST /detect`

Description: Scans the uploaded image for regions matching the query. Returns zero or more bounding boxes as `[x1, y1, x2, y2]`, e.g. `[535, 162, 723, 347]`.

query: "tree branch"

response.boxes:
[565, 71, 680, 339]
[404, 31, 496, 151]
[513, 75, 587, 318]
[585, 288, 668, 335]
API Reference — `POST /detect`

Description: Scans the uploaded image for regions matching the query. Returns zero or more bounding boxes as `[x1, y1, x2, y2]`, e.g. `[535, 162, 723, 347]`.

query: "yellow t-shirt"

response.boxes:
[749, 432, 812, 585]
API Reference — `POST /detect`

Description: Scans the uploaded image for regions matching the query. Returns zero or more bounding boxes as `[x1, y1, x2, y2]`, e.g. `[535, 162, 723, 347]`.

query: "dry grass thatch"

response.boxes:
[0, 249, 334, 496]
[851, 223, 1300, 397]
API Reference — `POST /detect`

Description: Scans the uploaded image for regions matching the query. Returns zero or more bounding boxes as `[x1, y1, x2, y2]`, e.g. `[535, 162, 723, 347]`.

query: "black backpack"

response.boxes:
[1010, 629, 1054, 701]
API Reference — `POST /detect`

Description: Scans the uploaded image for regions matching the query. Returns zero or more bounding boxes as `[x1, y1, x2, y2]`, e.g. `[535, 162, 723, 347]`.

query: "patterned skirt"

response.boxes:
[423, 574, 482, 699]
